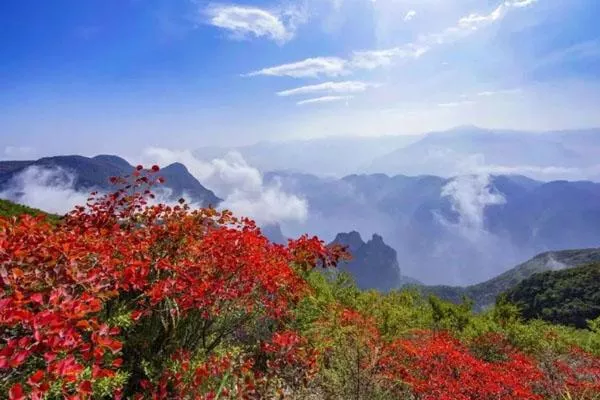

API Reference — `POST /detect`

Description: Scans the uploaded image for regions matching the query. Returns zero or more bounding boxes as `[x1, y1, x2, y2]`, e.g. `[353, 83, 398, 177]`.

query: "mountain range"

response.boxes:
[0, 155, 221, 207]
[2, 136, 600, 286]
[366, 126, 600, 180]
[267, 171, 600, 285]
[195, 126, 600, 181]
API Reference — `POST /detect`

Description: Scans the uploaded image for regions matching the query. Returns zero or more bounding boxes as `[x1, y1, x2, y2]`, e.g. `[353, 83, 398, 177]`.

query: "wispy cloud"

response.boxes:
[246, 57, 349, 78]
[297, 95, 352, 105]
[206, 4, 296, 44]
[350, 44, 429, 69]
[476, 88, 522, 97]
[404, 10, 417, 22]
[277, 81, 377, 97]
[246, 0, 538, 77]
[438, 101, 476, 108]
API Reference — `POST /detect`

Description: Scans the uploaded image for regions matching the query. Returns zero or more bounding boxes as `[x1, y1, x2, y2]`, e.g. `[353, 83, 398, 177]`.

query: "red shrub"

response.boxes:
[0, 167, 342, 399]
[379, 332, 544, 400]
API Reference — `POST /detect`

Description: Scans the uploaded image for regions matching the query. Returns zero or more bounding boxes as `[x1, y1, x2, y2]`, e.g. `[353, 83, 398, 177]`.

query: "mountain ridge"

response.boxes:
[0, 155, 221, 207]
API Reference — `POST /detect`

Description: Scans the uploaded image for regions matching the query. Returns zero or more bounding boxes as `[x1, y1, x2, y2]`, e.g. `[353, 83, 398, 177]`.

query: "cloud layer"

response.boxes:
[141, 148, 308, 225]
[0, 166, 89, 214]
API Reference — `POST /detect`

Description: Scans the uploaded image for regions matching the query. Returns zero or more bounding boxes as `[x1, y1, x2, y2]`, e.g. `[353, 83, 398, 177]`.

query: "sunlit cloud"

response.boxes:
[206, 4, 296, 44]
[246, 57, 349, 78]
[296, 95, 352, 105]
[277, 81, 377, 97]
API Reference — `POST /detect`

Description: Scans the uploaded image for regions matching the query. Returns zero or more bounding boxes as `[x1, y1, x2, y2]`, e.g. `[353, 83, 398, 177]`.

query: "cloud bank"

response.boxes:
[0, 166, 89, 214]
[141, 148, 308, 225]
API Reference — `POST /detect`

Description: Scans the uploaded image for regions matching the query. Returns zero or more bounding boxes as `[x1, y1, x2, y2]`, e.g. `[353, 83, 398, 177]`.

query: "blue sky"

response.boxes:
[0, 0, 599, 158]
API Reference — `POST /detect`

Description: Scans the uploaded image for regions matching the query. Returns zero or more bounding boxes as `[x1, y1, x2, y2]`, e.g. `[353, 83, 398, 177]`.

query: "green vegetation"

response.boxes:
[0, 198, 61, 222]
[503, 262, 600, 329]
[421, 248, 600, 310]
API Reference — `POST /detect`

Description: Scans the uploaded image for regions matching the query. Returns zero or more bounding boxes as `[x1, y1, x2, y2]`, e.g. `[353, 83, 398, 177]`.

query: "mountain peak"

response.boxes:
[332, 231, 364, 252]
[92, 155, 132, 170]
[329, 231, 401, 292]
[163, 162, 189, 173]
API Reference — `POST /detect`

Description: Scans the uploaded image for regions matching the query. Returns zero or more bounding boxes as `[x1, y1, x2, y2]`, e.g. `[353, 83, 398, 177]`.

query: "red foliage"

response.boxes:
[379, 332, 544, 400]
[0, 167, 342, 398]
[539, 346, 600, 398]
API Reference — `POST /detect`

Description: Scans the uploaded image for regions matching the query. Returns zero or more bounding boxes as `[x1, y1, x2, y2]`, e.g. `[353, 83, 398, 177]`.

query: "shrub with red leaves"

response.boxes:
[0, 167, 342, 399]
[379, 332, 544, 400]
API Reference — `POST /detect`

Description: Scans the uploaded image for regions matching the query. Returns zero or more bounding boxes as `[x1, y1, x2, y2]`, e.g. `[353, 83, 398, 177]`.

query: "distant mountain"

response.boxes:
[261, 223, 288, 245]
[158, 162, 221, 206]
[367, 126, 600, 181]
[423, 248, 600, 311]
[268, 171, 600, 285]
[0, 155, 221, 207]
[330, 231, 401, 291]
[195, 135, 421, 177]
[503, 262, 600, 328]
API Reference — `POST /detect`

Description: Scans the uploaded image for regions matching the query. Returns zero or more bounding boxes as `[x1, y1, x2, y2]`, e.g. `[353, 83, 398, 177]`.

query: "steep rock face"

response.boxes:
[331, 232, 401, 291]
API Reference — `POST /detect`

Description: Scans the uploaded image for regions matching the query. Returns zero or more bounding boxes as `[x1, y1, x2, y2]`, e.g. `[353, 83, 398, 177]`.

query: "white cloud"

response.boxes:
[296, 95, 352, 105]
[246, 57, 349, 78]
[246, 0, 537, 79]
[438, 101, 475, 108]
[440, 174, 506, 242]
[206, 4, 294, 43]
[458, 5, 505, 29]
[506, 0, 538, 8]
[476, 88, 522, 97]
[277, 81, 377, 97]
[141, 148, 308, 225]
[0, 166, 89, 214]
[404, 10, 416, 22]
[350, 44, 429, 69]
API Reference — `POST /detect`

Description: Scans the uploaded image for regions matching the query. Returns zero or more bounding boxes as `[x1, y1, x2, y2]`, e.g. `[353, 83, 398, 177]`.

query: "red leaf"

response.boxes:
[9, 383, 25, 400]
[30, 293, 44, 305]
[79, 380, 93, 394]
[28, 369, 45, 386]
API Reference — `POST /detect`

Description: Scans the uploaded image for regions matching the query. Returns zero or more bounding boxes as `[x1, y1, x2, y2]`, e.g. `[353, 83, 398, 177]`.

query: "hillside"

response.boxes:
[422, 248, 600, 310]
[0, 198, 60, 222]
[504, 262, 600, 328]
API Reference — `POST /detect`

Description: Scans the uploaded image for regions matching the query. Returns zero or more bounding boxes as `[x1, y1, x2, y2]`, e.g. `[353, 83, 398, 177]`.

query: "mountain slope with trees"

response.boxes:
[503, 262, 600, 328]
[422, 248, 600, 310]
